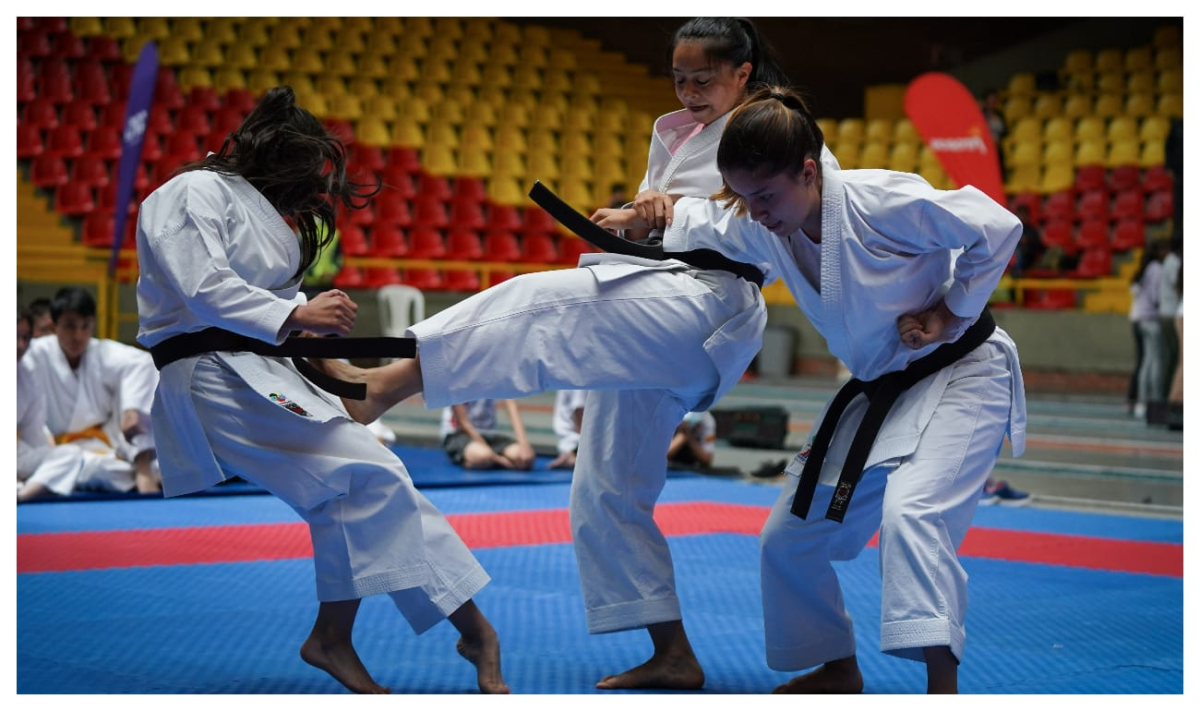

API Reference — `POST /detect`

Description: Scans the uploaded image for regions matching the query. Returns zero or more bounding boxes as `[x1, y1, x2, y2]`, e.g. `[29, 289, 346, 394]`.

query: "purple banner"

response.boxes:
[108, 42, 158, 274]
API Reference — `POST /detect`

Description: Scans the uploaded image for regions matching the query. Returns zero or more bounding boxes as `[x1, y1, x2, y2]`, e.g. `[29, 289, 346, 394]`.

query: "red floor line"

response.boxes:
[17, 502, 1182, 577]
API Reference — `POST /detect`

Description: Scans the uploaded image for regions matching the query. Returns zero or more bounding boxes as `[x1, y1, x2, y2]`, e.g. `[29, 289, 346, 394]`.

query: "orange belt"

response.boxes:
[55, 425, 112, 448]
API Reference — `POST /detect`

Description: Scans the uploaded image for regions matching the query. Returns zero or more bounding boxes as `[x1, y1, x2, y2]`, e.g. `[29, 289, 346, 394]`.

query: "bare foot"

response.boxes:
[595, 653, 705, 690]
[306, 358, 393, 425]
[300, 636, 391, 694]
[772, 657, 863, 694]
[456, 629, 510, 694]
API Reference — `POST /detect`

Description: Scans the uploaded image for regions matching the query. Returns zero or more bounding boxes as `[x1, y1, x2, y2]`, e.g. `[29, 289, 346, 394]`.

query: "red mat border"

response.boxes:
[17, 502, 1182, 577]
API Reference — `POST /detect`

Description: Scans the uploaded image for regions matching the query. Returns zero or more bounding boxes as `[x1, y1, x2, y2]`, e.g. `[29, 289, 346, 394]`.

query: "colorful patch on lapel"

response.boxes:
[268, 392, 312, 417]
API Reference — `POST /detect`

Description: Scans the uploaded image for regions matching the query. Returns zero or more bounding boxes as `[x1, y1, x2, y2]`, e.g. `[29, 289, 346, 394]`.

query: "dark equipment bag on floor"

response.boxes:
[711, 406, 790, 450]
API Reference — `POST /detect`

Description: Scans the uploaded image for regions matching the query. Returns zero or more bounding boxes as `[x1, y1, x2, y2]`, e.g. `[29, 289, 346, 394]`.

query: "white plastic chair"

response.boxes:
[377, 285, 426, 360]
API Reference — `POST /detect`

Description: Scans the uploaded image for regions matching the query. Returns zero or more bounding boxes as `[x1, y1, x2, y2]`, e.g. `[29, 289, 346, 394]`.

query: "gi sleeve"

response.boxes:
[663, 197, 779, 285]
[141, 182, 300, 344]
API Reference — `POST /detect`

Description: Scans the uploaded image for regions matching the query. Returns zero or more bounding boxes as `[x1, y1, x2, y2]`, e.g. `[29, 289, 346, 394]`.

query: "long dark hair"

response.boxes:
[671, 18, 789, 91]
[179, 86, 380, 279]
[714, 85, 826, 214]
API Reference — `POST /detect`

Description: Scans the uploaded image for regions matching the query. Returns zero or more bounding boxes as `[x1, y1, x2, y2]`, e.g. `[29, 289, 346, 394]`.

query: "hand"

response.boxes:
[286, 289, 357, 336]
[508, 442, 536, 470]
[589, 207, 648, 233]
[121, 409, 145, 440]
[547, 450, 577, 470]
[631, 189, 674, 230]
[898, 300, 956, 349]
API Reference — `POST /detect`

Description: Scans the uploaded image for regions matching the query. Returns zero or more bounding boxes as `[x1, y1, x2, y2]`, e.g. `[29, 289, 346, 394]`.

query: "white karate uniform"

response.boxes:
[136, 170, 487, 630]
[551, 390, 587, 454]
[20, 335, 157, 495]
[17, 358, 54, 480]
[667, 167, 1027, 667]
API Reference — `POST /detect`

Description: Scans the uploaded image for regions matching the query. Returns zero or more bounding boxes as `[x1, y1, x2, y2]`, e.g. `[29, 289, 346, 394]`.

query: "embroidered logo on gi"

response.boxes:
[268, 392, 312, 417]
[830, 480, 854, 510]
[796, 441, 812, 465]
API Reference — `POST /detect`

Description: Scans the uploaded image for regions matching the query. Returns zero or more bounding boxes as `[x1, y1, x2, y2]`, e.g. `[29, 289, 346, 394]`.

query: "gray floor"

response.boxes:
[377, 373, 1184, 520]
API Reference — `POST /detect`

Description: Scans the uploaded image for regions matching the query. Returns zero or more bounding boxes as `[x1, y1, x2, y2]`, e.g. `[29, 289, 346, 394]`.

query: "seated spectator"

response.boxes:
[666, 410, 717, 470]
[17, 308, 55, 489]
[548, 389, 587, 470]
[28, 297, 54, 337]
[441, 399, 536, 470]
[19, 287, 161, 500]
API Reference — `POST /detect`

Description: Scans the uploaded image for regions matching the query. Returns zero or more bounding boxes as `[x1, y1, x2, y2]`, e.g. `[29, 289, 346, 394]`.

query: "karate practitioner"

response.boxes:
[547, 389, 587, 469]
[17, 309, 55, 491]
[19, 287, 161, 500]
[134, 86, 507, 694]
[653, 87, 1026, 694]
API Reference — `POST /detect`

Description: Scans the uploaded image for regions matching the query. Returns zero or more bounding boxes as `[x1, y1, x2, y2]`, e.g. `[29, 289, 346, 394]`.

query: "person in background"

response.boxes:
[440, 399, 536, 471]
[548, 389, 587, 470]
[666, 410, 717, 470]
[28, 297, 54, 337]
[1128, 240, 1168, 420]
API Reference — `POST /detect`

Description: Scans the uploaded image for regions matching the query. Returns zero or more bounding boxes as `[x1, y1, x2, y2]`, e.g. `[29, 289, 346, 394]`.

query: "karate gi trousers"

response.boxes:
[760, 340, 1013, 668]
[408, 262, 766, 633]
[188, 356, 489, 634]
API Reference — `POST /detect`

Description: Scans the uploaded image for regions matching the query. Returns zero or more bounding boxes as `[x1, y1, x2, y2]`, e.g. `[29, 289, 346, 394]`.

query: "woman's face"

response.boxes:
[723, 161, 821, 238]
[672, 41, 751, 125]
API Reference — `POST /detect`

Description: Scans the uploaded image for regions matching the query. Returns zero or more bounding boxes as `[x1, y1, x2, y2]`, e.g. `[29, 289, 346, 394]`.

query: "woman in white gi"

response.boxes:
[664, 87, 1026, 694]
[134, 87, 508, 694]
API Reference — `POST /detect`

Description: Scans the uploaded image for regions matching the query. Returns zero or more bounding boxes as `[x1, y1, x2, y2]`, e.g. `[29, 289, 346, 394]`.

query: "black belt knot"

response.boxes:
[791, 309, 997, 523]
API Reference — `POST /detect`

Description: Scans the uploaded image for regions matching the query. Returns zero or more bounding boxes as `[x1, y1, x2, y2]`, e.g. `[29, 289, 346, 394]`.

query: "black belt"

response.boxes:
[791, 309, 997, 523]
[528, 180, 765, 288]
[149, 327, 417, 400]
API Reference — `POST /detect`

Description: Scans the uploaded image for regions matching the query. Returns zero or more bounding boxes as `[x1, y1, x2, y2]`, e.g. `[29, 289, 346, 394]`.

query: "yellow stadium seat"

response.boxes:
[500, 103, 531, 129]
[893, 118, 919, 144]
[421, 143, 458, 176]
[178, 66, 213, 90]
[402, 16, 434, 39]
[157, 36, 191, 66]
[299, 27, 335, 54]
[481, 63, 513, 88]
[266, 21, 303, 50]
[563, 132, 593, 159]
[1032, 93, 1062, 120]
[1157, 68, 1183, 94]
[356, 117, 391, 147]
[888, 142, 919, 173]
[390, 117, 425, 148]
[233, 20, 270, 48]
[1075, 140, 1107, 167]
[816, 118, 839, 143]
[1155, 47, 1182, 71]
[174, 17, 207, 43]
[212, 68, 248, 93]
[1107, 116, 1139, 143]
[835, 143, 861, 170]
[1094, 48, 1123, 72]
[1006, 72, 1036, 97]
[1153, 25, 1182, 49]
[247, 69, 281, 95]
[1075, 117, 1107, 144]
[1126, 71, 1156, 95]
[561, 157, 594, 183]
[137, 17, 172, 40]
[103, 17, 138, 38]
[527, 128, 559, 155]
[293, 90, 328, 118]
[1124, 47, 1153, 73]
[1093, 94, 1124, 119]
[494, 125, 528, 154]
[1007, 140, 1042, 169]
[859, 142, 889, 168]
[593, 132, 625, 158]
[921, 160, 954, 191]
[1002, 95, 1032, 124]
[1006, 164, 1043, 194]
[225, 42, 259, 70]
[518, 43, 549, 68]
[837, 118, 864, 145]
[1042, 140, 1075, 167]
[362, 94, 397, 122]
[865, 118, 893, 144]
[1040, 162, 1075, 194]
[1124, 93, 1155, 119]
[1061, 94, 1093, 121]
[325, 52, 360, 78]
[427, 122, 460, 150]
[315, 74, 348, 100]
[1043, 116, 1074, 143]
[1140, 140, 1166, 168]
[259, 44, 293, 72]
[511, 64, 543, 91]
[492, 150, 528, 179]
[414, 82, 446, 106]
[1060, 70, 1094, 94]
[452, 61, 482, 86]
[1156, 93, 1183, 119]
[364, 29, 397, 57]
[543, 68, 573, 94]
[327, 94, 363, 121]
[393, 96, 430, 125]
[1095, 71, 1124, 94]
[1140, 116, 1170, 144]
[460, 124, 493, 153]
[1107, 139, 1141, 168]
[466, 101, 498, 128]
[69, 17, 103, 36]
[1061, 49, 1093, 75]
[1009, 117, 1043, 144]
[457, 147, 492, 178]
[333, 28, 366, 55]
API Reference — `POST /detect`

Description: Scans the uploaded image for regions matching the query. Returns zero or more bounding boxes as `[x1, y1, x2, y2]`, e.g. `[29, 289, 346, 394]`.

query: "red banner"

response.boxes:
[904, 72, 1005, 203]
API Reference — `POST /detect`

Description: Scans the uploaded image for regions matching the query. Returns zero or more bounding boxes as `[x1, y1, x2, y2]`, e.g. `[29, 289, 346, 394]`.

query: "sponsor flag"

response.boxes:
[108, 42, 158, 275]
[904, 72, 1005, 204]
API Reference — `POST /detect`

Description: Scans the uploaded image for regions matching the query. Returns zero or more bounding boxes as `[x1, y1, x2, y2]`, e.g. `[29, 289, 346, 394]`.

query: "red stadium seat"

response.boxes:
[486, 204, 524, 232]
[363, 267, 404, 288]
[557, 236, 595, 265]
[522, 206, 559, 234]
[54, 181, 96, 217]
[1141, 165, 1173, 194]
[175, 104, 213, 136]
[410, 195, 449, 229]
[449, 199, 488, 230]
[1145, 191, 1174, 222]
[407, 227, 448, 259]
[386, 146, 421, 174]
[417, 173, 453, 201]
[350, 143, 387, 174]
[43, 124, 85, 159]
[402, 268, 444, 291]
[60, 99, 98, 131]
[1007, 191, 1042, 225]
[86, 36, 123, 62]
[1074, 219, 1110, 251]
[17, 123, 45, 159]
[374, 192, 413, 228]
[1074, 190, 1110, 222]
[73, 63, 111, 106]
[1111, 218, 1145, 252]
[29, 155, 69, 189]
[1110, 190, 1145, 222]
[442, 269, 481, 291]
[20, 97, 60, 130]
[332, 265, 367, 289]
[154, 67, 185, 111]
[521, 232, 558, 263]
[484, 230, 523, 262]
[52, 31, 87, 59]
[1022, 289, 1077, 309]
[84, 126, 125, 161]
[187, 85, 222, 113]
[1106, 165, 1142, 193]
[338, 224, 370, 256]
[1042, 192, 1076, 224]
[1072, 165, 1107, 193]
[445, 228, 484, 260]
[82, 210, 116, 247]
[18, 28, 52, 58]
[453, 177, 489, 203]
[369, 224, 409, 257]
[69, 155, 111, 188]
[1068, 247, 1113, 279]
[1040, 218, 1077, 255]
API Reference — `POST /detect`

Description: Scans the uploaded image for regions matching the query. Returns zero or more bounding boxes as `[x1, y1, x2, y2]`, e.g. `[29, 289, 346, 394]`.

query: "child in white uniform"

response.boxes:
[134, 87, 508, 694]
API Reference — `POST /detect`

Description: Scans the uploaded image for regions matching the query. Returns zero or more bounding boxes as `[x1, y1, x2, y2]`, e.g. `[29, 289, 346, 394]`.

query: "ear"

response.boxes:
[735, 62, 752, 87]
[801, 158, 819, 187]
